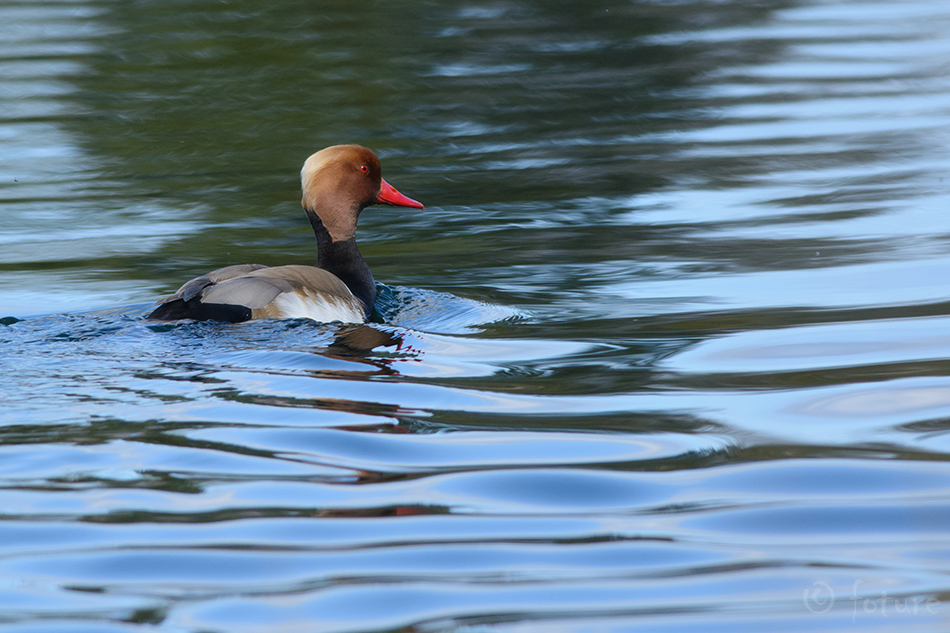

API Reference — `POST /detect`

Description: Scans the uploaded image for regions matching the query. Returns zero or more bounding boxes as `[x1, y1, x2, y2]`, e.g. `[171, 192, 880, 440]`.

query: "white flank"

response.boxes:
[269, 290, 365, 323]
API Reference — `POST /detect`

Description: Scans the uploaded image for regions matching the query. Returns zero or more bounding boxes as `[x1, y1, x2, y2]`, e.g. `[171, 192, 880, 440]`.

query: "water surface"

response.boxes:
[3, 0, 950, 631]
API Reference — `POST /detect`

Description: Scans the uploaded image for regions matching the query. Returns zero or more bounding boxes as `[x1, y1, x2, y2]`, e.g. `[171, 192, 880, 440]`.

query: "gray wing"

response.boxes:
[200, 274, 294, 309]
[158, 264, 270, 304]
[197, 265, 355, 308]
[149, 263, 363, 322]
[156, 264, 355, 308]
[246, 265, 354, 299]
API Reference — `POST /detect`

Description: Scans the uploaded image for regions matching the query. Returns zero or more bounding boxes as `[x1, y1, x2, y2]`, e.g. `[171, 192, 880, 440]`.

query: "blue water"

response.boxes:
[3, 0, 950, 631]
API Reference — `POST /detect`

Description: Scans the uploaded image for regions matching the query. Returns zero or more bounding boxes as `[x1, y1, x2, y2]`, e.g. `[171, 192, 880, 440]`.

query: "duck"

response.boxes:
[147, 144, 423, 323]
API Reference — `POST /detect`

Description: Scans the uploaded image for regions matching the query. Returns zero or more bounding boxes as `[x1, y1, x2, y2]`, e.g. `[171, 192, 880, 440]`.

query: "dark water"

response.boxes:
[3, 0, 950, 631]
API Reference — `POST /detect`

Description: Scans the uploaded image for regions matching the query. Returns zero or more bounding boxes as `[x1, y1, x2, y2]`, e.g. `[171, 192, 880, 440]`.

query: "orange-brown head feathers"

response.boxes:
[300, 145, 422, 242]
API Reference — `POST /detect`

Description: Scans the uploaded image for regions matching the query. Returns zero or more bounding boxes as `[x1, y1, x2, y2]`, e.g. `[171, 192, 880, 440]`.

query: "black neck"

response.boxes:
[308, 214, 376, 316]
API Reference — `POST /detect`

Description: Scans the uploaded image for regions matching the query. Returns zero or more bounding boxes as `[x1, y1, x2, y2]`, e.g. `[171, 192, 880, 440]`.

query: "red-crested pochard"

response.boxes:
[147, 144, 423, 323]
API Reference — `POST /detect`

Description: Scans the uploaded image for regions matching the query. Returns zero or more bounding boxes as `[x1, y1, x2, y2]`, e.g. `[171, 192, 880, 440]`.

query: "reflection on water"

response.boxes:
[3, 0, 950, 631]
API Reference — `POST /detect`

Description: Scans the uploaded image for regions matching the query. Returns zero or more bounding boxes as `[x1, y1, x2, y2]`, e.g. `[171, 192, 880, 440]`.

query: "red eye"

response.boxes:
[359, 165, 369, 174]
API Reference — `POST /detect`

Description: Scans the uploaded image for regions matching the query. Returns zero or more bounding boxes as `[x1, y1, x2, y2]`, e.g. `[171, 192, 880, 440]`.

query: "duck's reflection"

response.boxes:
[306, 322, 422, 378]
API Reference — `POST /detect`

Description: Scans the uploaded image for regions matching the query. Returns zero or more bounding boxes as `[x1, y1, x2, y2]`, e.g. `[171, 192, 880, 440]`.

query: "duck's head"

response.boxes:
[301, 144, 423, 242]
